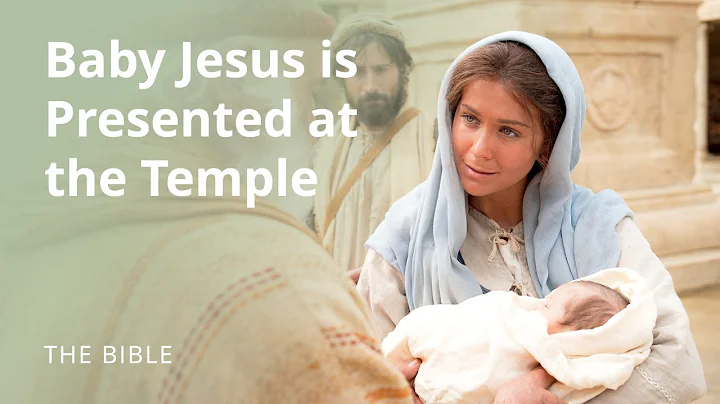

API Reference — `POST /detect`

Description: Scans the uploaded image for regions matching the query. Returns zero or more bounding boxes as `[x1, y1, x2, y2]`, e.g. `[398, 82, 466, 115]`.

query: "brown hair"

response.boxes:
[334, 32, 413, 122]
[334, 32, 413, 88]
[446, 41, 566, 172]
[560, 281, 630, 331]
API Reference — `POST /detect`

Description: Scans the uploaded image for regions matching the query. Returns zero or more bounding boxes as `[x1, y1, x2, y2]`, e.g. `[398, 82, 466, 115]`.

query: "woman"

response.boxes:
[358, 31, 706, 403]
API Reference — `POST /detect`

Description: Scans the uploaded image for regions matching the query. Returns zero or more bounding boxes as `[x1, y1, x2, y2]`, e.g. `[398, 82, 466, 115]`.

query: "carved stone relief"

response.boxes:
[586, 64, 635, 132]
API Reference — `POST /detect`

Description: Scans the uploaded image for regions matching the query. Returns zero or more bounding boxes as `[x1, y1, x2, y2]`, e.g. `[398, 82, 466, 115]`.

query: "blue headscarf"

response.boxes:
[366, 31, 634, 310]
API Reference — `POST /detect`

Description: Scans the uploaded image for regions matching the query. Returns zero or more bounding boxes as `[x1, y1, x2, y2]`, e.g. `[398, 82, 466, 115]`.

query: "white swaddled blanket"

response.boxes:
[382, 268, 657, 404]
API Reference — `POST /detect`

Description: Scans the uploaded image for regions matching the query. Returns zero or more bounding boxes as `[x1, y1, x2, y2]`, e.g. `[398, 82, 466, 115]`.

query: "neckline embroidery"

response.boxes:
[467, 206, 529, 296]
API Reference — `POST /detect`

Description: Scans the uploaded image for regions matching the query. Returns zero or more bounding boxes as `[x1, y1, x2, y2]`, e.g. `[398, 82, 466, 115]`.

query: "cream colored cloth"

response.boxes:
[3, 212, 418, 404]
[359, 215, 707, 403]
[1, 125, 417, 404]
[461, 207, 539, 298]
[381, 268, 656, 404]
[313, 107, 433, 271]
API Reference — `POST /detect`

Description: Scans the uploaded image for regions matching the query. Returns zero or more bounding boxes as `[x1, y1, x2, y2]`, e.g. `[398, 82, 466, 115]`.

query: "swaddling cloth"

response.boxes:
[382, 268, 657, 404]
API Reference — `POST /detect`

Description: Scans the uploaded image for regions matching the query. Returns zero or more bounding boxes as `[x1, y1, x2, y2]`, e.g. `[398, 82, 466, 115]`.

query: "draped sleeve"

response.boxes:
[357, 248, 410, 340]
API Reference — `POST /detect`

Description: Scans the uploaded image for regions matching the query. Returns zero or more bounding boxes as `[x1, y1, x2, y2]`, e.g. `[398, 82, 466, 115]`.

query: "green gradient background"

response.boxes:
[0, 0, 348, 402]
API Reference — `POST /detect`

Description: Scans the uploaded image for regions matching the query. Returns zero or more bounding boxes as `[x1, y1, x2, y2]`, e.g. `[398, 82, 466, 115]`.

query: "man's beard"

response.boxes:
[348, 82, 407, 129]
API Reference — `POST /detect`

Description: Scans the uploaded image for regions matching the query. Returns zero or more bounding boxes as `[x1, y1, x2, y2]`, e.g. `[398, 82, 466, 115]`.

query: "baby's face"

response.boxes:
[534, 283, 590, 334]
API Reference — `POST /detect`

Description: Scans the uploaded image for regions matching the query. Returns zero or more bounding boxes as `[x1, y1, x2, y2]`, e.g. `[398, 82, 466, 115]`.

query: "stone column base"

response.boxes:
[626, 186, 720, 293]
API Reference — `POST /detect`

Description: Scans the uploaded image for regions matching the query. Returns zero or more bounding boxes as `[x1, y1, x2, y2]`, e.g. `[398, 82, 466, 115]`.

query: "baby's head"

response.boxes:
[535, 280, 630, 334]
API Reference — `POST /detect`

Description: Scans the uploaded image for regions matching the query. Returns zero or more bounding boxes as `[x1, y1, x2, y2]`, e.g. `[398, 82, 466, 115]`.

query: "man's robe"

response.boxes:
[313, 106, 433, 271]
[0, 138, 416, 404]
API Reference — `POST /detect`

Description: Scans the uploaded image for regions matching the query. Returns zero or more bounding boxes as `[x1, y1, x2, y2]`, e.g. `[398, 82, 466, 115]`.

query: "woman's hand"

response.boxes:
[493, 367, 566, 404]
[395, 359, 423, 404]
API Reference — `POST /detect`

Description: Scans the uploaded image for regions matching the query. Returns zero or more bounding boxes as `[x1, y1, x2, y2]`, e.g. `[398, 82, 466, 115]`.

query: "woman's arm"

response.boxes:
[357, 248, 410, 340]
[589, 218, 706, 403]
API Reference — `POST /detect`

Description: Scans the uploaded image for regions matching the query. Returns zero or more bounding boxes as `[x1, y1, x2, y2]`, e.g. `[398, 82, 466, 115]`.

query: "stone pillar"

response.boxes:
[389, 0, 720, 292]
[698, 1, 720, 193]
[695, 21, 709, 186]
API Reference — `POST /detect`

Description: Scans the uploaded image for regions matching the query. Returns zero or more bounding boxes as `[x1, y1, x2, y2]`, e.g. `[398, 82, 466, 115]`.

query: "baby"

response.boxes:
[382, 268, 657, 404]
[535, 280, 630, 334]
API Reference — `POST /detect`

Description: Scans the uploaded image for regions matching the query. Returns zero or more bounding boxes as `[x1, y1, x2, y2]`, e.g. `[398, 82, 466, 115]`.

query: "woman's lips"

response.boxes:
[464, 163, 498, 178]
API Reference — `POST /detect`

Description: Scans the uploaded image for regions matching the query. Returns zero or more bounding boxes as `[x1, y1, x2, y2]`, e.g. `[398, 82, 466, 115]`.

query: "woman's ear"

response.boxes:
[538, 151, 550, 168]
[537, 138, 552, 168]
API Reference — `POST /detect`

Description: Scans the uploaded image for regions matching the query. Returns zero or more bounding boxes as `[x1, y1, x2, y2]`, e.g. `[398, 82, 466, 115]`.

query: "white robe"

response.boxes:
[381, 268, 657, 404]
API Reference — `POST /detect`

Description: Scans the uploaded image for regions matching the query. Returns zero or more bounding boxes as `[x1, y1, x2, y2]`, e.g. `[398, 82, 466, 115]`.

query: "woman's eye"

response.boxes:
[462, 114, 477, 124]
[501, 127, 519, 137]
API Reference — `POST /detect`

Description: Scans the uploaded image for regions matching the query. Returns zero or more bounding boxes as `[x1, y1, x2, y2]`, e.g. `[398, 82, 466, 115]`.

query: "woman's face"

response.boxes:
[451, 79, 543, 198]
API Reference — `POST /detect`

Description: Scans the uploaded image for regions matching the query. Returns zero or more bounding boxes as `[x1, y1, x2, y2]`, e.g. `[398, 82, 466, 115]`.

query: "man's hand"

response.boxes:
[395, 359, 423, 404]
[347, 267, 362, 285]
[493, 367, 567, 404]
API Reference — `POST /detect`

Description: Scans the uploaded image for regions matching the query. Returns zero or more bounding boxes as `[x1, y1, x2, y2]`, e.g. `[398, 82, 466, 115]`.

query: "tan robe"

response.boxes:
[358, 209, 707, 403]
[313, 107, 433, 271]
[1, 139, 416, 404]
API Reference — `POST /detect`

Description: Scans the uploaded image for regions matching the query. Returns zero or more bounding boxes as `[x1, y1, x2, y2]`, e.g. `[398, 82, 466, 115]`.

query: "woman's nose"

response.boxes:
[468, 128, 493, 160]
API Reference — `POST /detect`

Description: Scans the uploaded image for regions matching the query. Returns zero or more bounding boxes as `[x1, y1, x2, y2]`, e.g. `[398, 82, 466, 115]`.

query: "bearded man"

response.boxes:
[313, 14, 434, 273]
[0, 3, 421, 403]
